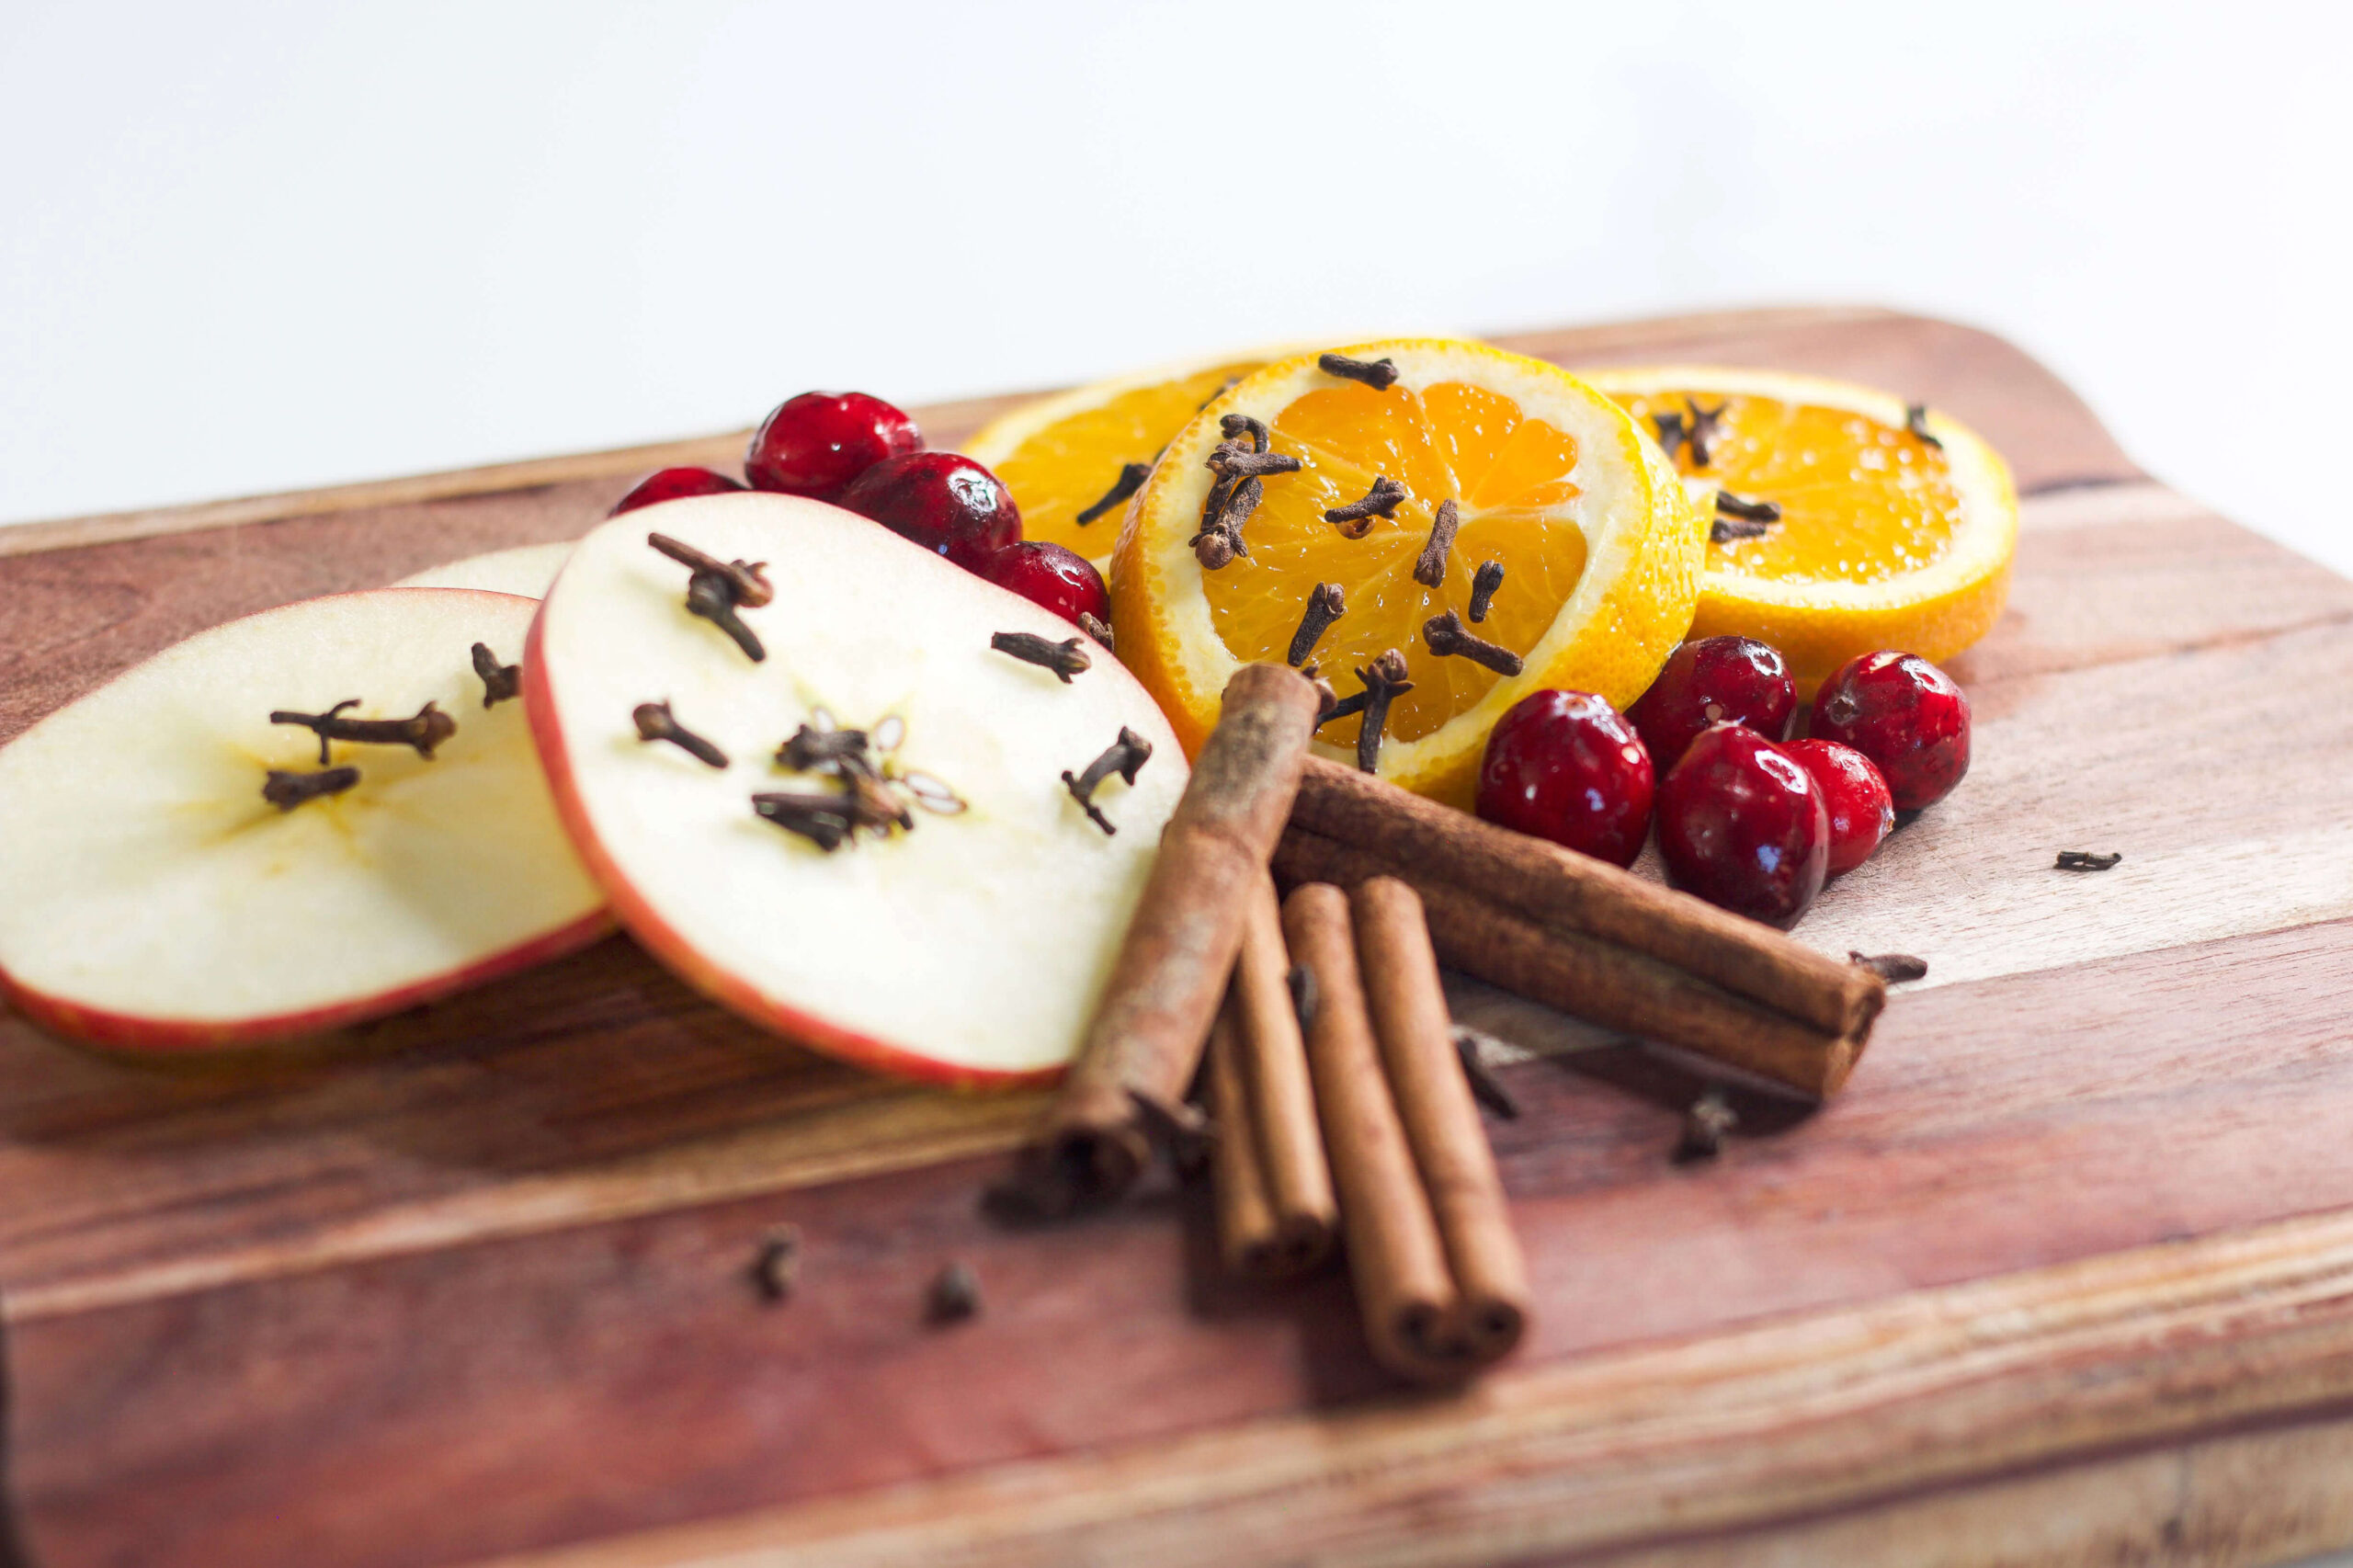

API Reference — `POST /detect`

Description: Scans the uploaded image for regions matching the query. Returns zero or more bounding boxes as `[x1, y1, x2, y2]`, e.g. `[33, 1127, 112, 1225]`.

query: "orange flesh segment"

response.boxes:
[991, 360, 1265, 554]
[1201, 381, 1585, 744]
[1611, 391, 1961, 584]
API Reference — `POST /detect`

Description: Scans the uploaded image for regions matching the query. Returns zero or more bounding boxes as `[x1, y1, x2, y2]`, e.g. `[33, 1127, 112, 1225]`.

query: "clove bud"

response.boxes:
[270, 699, 455, 764]
[1352, 650, 1414, 774]
[471, 643, 522, 708]
[1061, 726, 1153, 835]
[632, 700, 729, 768]
[1324, 475, 1405, 537]
[1467, 560, 1505, 622]
[991, 631, 1092, 683]
[1412, 498, 1461, 587]
[1286, 582, 1346, 667]
[1317, 352, 1399, 391]
[262, 765, 361, 812]
[1422, 608, 1523, 676]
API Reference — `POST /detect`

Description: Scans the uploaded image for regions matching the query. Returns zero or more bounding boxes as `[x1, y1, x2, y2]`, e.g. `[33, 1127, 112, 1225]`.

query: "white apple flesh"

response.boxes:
[394, 541, 574, 597]
[0, 589, 609, 1050]
[525, 493, 1188, 1085]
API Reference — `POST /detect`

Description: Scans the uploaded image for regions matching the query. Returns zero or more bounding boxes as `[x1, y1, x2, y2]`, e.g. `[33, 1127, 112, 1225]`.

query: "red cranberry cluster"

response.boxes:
[608, 392, 1109, 632]
[1476, 636, 1970, 927]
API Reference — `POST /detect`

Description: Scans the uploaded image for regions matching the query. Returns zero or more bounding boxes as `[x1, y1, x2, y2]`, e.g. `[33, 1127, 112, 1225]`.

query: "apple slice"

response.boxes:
[394, 540, 575, 597]
[0, 589, 608, 1050]
[526, 493, 1188, 1085]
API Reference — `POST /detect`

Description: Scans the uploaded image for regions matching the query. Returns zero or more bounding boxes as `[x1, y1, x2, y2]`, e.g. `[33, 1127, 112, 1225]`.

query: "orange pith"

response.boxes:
[1202, 380, 1586, 745]
[1610, 391, 1961, 585]
[988, 359, 1267, 555]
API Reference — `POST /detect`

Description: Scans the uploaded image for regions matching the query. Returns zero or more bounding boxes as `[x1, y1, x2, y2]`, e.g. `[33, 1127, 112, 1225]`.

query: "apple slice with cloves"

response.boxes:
[0, 588, 610, 1050]
[523, 491, 1187, 1085]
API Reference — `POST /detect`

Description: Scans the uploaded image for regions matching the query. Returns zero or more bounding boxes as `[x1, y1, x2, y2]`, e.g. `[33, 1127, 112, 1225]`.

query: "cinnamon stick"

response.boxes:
[1284, 883, 1462, 1381]
[1015, 664, 1323, 1212]
[1205, 1007, 1280, 1274]
[1351, 877, 1529, 1361]
[1277, 825, 1866, 1096]
[1211, 873, 1336, 1278]
[1290, 756, 1881, 1041]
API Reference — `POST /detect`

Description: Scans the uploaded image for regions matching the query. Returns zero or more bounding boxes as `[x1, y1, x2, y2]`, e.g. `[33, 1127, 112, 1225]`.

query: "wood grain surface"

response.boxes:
[2, 308, 2347, 1568]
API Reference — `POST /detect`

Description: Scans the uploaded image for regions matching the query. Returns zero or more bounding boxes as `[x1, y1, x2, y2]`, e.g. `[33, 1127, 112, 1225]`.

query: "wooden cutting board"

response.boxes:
[5, 308, 2353, 1568]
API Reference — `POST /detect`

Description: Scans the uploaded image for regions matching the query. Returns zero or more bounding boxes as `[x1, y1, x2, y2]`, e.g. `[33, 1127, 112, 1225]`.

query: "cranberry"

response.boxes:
[1656, 724, 1828, 927]
[1475, 689, 1654, 868]
[1809, 651, 1971, 811]
[745, 392, 923, 501]
[838, 451, 1022, 573]
[608, 466, 743, 517]
[1783, 739, 1894, 876]
[981, 540, 1109, 629]
[1626, 636, 1796, 773]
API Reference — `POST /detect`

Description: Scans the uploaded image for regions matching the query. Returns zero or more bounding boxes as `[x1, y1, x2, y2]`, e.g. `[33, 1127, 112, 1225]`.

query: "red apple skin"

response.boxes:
[520, 601, 1060, 1090]
[0, 585, 613, 1053]
[0, 906, 610, 1052]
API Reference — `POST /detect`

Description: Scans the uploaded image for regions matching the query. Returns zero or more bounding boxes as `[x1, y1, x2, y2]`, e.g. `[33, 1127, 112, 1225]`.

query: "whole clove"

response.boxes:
[1674, 1085, 1738, 1163]
[684, 570, 767, 663]
[1062, 727, 1154, 835]
[1850, 951, 1928, 982]
[1682, 397, 1729, 469]
[651, 532, 772, 662]
[1422, 609, 1523, 676]
[750, 790, 856, 852]
[991, 631, 1093, 683]
[1317, 352, 1399, 391]
[1193, 474, 1263, 569]
[1287, 582, 1347, 666]
[1207, 442, 1301, 481]
[2055, 850, 2122, 871]
[1075, 461, 1153, 526]
[1452, 1028, 1520, 1120]
[752, 1225, 801, 1302]
[271, 699, 456, 764]
[1905, 403, 1944, 449]
[1219, 412, 1271, 453]
[1353, 650, 1414, 774]
[471, 643, 522, 708]
[262, 765, 360, 812]
[926, 1260, 982, 1323]
[1078, 611, 1116, 653]
[1711, 487, 1780, 543]
[1652, 409, 1689, 464]
[1467, 561, 1504, 623]
[1324, 475, 1406, 538]
[776, 722, 871, 778]
[1412, 499, 1461, 587]
[632, 700, 729, 768]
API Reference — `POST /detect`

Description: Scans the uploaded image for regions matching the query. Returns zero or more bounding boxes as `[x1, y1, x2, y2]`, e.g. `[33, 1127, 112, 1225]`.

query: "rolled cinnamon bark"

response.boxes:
[1016, 664, 1322, 1212]
[1290, 756, 1882, 1040]
[1350, 876, 1529, 1362]
[1225, 873, 1336, 1275]
[1284, 882, 1464, 1383]
[1278, 825, 1866, 1097]
[1205, 1007, 1281, 1275]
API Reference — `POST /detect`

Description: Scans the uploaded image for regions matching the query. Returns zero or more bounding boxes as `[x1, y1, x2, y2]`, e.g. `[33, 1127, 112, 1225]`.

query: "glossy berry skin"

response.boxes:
[1783, 739, 1895, 877]
[608, 466, 744, 517]
[1625, 636, 1796, 773]
[1657, 723, 1829, 927]
[981, 540, 1109, 628]
[745, 392, 923, 501]
[839, 452, 1022, 573]
[1809, 651, 1971, 812]
[1475, 689, 1654, 869]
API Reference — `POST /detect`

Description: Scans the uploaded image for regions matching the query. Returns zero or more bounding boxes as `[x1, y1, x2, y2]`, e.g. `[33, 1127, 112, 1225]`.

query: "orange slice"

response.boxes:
[1585, 367, 2018, 689]
[1110, 340, 1702, 806]
[963, 349, 1297, 568]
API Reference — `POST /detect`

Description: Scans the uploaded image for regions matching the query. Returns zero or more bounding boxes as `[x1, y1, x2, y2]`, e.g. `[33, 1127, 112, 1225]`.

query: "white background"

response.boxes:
[4, 2, 2349, 574]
